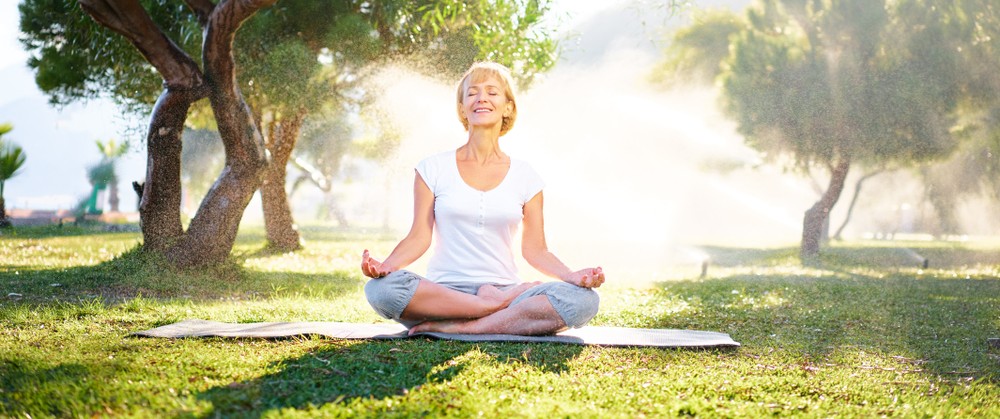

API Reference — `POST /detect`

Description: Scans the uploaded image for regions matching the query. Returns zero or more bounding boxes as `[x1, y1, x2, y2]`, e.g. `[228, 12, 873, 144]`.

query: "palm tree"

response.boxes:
[0, 123, 27, 227]
[95, 139, 128, 212]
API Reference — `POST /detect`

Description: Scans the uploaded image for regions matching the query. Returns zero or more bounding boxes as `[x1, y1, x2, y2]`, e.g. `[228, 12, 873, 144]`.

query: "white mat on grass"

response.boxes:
[133, 319, 740, 348]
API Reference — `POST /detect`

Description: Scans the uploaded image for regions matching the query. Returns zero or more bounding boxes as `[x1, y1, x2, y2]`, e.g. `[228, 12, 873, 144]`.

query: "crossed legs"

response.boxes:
[407, 294, 565, 335]
[364, 270, 598, 336]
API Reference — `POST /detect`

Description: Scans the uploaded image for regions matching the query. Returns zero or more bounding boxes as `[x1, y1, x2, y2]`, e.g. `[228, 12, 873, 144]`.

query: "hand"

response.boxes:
[563, 267, 605, 288]
[361, 249, 392, 278]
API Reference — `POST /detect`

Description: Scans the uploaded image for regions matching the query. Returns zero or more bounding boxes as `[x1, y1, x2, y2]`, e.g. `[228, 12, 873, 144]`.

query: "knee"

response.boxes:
[567, 287, 600, 328]
[541, 283, 599, 329]
[364, 270, 418, 320]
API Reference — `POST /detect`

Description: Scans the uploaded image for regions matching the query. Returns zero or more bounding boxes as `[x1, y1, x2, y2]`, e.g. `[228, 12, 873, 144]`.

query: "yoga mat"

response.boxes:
[133, 319, 740, 348]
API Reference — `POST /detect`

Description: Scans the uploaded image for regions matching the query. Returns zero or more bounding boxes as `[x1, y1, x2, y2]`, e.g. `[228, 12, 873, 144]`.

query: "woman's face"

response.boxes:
[462, 75, 511, 130]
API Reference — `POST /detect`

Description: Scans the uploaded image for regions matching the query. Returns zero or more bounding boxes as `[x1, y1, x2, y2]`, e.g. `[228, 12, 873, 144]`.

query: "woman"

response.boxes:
[362, 62, 603, 336]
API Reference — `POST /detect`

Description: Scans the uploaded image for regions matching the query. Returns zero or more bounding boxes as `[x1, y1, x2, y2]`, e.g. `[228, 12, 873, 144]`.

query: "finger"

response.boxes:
[364, 258, 380, 278]
[590, 267, 604, 286]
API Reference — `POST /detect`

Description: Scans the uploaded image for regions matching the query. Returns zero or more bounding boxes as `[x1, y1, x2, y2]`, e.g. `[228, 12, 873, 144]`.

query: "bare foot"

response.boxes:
[476, 281, 540, 312]
[408, 319, 470, 335]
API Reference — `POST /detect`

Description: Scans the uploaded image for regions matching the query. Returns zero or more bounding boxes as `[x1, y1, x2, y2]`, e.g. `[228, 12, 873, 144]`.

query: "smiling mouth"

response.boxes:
[473, 108, 492, 113]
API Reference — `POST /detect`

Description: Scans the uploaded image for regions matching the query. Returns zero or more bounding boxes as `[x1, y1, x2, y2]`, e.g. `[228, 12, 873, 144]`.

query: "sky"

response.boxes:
[0, 0, 626, 213]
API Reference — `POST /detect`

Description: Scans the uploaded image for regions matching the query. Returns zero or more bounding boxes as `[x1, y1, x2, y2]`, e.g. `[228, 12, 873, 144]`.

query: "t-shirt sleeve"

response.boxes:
[414, 154, 438, 193]
[521, 161, 546, 203]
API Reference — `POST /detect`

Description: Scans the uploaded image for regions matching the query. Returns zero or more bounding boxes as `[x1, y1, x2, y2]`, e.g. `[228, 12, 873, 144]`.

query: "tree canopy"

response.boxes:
[658, 0, 1000, 258]
[20, 0, 556, 115]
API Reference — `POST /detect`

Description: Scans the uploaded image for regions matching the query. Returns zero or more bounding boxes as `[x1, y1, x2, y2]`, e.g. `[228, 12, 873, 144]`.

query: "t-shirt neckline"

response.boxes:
[453, 149, 512, 193]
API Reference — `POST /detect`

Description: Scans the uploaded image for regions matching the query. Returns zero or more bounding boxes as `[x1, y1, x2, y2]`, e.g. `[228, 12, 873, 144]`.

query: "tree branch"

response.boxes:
[78, 0, 205, 92]
[290, 156, 332, 192]
[203, 0, 277, 158]
[204, 0, 279, 81]
[832, 168, 887, 240]
[183, 0, 216, 27]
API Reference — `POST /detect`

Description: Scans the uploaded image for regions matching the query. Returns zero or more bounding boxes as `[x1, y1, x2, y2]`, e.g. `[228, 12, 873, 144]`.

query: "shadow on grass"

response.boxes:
[0, 360, 92, 415]
[0, 245, 361, 304]
[194, 338, 583, 417]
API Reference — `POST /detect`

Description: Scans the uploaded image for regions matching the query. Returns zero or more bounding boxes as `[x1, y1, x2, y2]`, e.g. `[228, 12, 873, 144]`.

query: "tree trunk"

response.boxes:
[80, 0, 208, 252]
[80, 0, 275, 267]
[108, 180, 120, 212]
[322, 191, 349, 227]
[168, 0, 274, 267]
[140, 89, 198, 251]
[801, 158, 851, 260]
[261, 109, 306, 251]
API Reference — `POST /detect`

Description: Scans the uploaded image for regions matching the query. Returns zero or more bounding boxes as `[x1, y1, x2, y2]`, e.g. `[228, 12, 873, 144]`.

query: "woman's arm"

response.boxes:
[362, 172, 435, 278]
[521, 192, 605, 288]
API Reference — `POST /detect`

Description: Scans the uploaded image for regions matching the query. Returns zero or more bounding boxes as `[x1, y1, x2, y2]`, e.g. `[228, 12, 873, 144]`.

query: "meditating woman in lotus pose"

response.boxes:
[361, 62, 603, 336]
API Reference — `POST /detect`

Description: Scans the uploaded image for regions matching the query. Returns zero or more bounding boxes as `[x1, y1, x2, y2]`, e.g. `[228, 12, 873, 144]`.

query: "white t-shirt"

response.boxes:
[415, 150, 545, 287]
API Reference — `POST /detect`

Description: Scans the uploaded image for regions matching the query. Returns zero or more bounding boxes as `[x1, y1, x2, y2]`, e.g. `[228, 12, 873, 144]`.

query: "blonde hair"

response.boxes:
[456, 62, 518, 136]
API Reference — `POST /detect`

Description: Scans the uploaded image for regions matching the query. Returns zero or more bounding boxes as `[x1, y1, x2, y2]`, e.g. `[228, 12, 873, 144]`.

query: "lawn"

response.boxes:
[1, 224, 998, 417]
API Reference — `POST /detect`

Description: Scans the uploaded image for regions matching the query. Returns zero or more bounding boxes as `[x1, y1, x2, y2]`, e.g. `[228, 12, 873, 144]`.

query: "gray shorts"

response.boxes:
[364, 270, 600, 329]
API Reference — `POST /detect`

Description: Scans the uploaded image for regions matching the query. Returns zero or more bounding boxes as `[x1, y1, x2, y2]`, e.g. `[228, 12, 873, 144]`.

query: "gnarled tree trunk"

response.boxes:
[260, 109, 306, 251]
[169, 0, 272, 266]
[80, 0, 276, 267]
[801, 157, 851, 260]
[138, 89, 197, 251]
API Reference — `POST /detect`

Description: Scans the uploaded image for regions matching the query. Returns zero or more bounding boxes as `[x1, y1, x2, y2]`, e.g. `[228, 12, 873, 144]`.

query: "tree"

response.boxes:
[653, 9, 745, 85]
[21, 0, 274, 267]
[0, 123, 27, 227]
[95, 138, 129, 212]
[658, 0, 983, 259]
[911, 0, 1000, 231]
[20, 0, 559, 257]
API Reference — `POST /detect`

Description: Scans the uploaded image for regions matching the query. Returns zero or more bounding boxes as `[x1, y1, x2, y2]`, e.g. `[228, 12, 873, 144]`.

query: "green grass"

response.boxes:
[1, 225, 998, 417]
